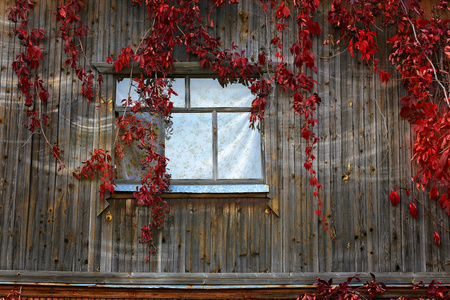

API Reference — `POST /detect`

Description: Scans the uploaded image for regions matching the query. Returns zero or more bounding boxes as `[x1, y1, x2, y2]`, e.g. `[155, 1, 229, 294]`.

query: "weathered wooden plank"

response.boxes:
[0, 284, 437, 300]
[248, 199, 259, 273]
[227, 198, 237, 273]
[203, 200, 212, 273]
[51, 9, 72, 270]
[213, 197, 224, 273]
[184, 200, 194, 272]
[39, 0, 62, 272]
[116, 200, 127, 272]
[197, 199, 206, 272]
[64, 60, 83, 271]
[26, 0, 46, 269]
[80, 0, 99, 274]
[351, 56, 365, 271]
[318, 3, 334, 272]
[1, 270, 449, 286]
[125, 199, 136, 272]
[100, 205, 113, 272]
[271, 85, 284, 273]
[73, 1, 96, 273]
[383, 32, 402, 273]
[336, 38, 351, 272]
[0, 0, 9, 271]
[1, 1, 24, 269]
[375, 50, 392, 273]
[363, 70, 378, 272]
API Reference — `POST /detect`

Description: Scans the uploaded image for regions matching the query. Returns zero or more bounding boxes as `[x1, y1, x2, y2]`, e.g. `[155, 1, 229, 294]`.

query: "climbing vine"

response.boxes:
[327, 0, 450, 242]
[6, 0, 449, 258]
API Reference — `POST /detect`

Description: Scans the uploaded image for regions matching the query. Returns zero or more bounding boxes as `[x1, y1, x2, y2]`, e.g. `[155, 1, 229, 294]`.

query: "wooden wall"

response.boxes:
[0, 0, 449, 276]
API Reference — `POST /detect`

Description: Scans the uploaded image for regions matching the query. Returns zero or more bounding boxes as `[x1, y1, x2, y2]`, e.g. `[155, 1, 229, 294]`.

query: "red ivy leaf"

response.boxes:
[379, 71, 392, 83]
[429, 186, 439, 200]
[439, 194, 450, 215]
[309, 177, 318, 186]
[434, 231, 440, 246]
[409, 202, 419, 219]
[38, 89, 49, 103]
[113, 60, 123, 72]
[389, 191, 400, 206]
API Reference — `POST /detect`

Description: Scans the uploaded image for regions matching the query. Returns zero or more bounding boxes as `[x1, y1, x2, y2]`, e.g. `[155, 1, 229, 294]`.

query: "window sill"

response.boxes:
[114, 184, 269, 194]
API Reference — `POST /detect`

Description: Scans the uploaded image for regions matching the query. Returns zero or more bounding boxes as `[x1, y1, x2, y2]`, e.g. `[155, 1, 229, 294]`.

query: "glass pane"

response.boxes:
[217, 112, 262, 179]
[116, 78, 185, 108]
[116, 112, 161, 181]
[190, 79, 253, 107]
[167, 78, 185, 107]
[165, 113, 213, 179]
[116, 142, 146, 181]
[116, 78, 140, 107]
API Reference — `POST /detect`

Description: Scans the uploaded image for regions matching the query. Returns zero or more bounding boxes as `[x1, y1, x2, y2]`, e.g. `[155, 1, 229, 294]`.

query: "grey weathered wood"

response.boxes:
[0, 270, 449, 286]
[0, 0, 448, 280]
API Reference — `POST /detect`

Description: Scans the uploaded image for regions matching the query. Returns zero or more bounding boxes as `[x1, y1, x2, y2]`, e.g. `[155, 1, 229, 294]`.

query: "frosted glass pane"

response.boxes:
[167, 78, 185, 107]
[166, 113, 213, 179]
[116, 78, 185, 108]
[190, 79, 253, 107]
[116, 142, 146, 181]
[116, 112, 160, 180]
[217, 112, 262, 179]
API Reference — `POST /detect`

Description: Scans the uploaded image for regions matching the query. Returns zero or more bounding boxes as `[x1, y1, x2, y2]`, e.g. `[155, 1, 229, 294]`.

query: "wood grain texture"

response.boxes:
[0, 0, 448, 280]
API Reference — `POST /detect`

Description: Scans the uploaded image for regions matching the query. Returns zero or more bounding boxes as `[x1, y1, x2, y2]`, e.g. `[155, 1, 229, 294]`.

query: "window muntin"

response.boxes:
[115, 77, 264, 185]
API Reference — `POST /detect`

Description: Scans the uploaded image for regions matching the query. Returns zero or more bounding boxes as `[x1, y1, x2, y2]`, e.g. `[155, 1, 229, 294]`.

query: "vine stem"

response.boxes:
[38, 96, 66, 170]
[399, 0, 450, 107]
[21, 8, 66, 170]
[113, 20, 155, 146]
[406, 188, 450, 233]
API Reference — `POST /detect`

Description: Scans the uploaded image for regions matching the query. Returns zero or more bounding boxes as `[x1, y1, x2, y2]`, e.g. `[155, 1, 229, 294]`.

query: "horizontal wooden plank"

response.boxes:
[93, 62, 220, 76]
[0, 285, 436, 300]
[93, 62, 275, 76]
[0, 271, 448, 286]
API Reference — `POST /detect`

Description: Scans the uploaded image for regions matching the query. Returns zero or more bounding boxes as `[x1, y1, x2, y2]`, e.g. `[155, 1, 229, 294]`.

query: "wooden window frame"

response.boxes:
[110, 69, 269, 194]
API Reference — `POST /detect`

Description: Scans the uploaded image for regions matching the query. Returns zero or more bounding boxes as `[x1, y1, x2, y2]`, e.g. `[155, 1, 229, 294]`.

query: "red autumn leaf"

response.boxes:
[406, 189, 410, 195]
[389, 191, 400, 206]
[434, 231, 440, 246]
[258, 51, 266, 65]
[379, 71, 392, 83]
[445, 46, 450, 59]
[304, 161, 312, 170]
[38, 89, 49, 103]
[276, 2, 290, 19]
[439, 194, 450, 215]
[409, 202, 419, 219]
[113, 60, 123, 72]
[306, 20, 321, 35]
[58, 8, 66, 18]
[429, 186, 439, 200]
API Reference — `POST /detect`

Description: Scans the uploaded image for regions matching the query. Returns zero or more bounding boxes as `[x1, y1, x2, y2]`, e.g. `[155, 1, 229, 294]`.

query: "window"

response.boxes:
[114, 77, 268, 193]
